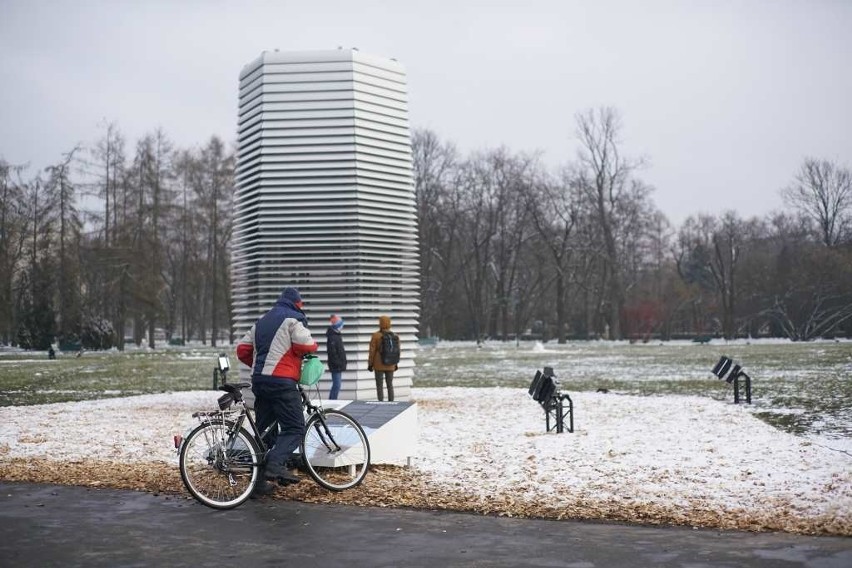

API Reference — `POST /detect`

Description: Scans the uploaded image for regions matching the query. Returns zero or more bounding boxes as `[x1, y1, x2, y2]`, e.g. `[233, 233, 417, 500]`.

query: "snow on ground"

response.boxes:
[412, 388, 851, 520]
[0, 387, 850, 528]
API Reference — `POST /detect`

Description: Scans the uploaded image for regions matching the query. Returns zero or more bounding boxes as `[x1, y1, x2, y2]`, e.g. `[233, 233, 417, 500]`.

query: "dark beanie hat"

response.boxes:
[279, 287, 302, 305]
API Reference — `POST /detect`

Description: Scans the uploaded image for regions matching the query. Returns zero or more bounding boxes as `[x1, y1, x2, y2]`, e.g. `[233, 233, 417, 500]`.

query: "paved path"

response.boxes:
[1, 482, 850, 567]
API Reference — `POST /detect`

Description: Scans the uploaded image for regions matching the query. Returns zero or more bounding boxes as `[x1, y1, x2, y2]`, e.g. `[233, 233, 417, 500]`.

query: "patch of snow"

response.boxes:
[0, 387, 849, 524]
[411, 388, 852, 520]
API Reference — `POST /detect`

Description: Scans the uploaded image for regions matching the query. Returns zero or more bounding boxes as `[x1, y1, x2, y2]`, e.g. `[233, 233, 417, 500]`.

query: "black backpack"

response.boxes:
[380, 331, 400, 365]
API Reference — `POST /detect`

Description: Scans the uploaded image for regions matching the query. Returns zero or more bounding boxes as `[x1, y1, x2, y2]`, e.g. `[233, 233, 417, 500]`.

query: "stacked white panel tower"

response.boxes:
[232, 49, 419, 400]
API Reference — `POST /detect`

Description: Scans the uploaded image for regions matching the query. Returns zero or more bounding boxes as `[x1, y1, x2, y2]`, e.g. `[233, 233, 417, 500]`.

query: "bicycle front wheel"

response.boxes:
[301, 409, 370, 491]
[179, 419, 260, 509]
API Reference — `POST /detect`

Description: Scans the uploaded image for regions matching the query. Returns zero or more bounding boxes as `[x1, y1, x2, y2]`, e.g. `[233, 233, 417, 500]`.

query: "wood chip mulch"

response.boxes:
[1, 458, 849, 537]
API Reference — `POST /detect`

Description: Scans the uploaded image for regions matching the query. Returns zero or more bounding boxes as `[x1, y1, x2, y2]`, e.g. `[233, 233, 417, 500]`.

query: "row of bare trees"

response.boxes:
[414, 108, 852, 341]
[1, 124, 234, 350]
[2, 108, 850, 349]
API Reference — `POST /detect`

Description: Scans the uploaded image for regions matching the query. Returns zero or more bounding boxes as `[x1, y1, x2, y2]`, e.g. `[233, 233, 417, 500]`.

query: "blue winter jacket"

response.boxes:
[236, 288, 317, 383]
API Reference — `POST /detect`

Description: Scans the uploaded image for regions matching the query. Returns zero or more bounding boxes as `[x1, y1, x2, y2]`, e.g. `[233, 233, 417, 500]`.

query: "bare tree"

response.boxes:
[633, 210, 677, 339]
[782, 158, 852, 247]
[486, 149, 537, 340]
[528, 170, 578, 343]
[86, 123, 128, 347]
[574, 107, 643, 339]
[17, 172, 58, 349]
[0, 161, 31, 344]
[455, 154, 500, 341]
[763, 243, 852, 340]
[708, 212, 743, 339]
[91, 122, 126, 246]
[192, 136, 234, 346]
[163, 149, 195, 343]
[147, 129, 173, 348]
[676, 212, 746, 339]
[412, 128, 459, 338]
[44, 147, 82, 342]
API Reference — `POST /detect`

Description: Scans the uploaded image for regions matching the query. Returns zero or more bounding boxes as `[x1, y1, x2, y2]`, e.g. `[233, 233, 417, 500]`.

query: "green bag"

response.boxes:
[300, 354, 324, 386]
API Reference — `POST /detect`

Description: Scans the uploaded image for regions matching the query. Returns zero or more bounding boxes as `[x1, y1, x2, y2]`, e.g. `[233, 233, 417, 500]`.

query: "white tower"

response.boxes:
[232, 49, 419, 400]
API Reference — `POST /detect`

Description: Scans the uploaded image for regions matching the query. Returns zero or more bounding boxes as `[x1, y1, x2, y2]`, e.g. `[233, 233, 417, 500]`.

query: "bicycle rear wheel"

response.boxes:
[179, 419, 260, 509]
[301, 409, 370, 491]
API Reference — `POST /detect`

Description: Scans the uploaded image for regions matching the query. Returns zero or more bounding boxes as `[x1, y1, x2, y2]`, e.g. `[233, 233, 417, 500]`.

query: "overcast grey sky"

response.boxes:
[1, 0, 850, 225]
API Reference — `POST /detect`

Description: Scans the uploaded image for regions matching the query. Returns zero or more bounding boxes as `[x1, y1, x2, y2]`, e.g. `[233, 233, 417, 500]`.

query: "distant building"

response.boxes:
[232, 49, 419, 400]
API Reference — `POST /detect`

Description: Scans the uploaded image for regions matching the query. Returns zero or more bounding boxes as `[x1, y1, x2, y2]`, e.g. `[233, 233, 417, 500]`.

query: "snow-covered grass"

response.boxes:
[1, 338, 850, 533]
[413, 387, 851, 528]
[2, 339, 851, 438]
[0, 386, 849, 534]
[415, 339, 852, 440]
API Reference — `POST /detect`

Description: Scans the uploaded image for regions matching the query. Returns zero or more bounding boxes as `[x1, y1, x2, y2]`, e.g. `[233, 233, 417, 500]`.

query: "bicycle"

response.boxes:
[177, 364, 371, 510]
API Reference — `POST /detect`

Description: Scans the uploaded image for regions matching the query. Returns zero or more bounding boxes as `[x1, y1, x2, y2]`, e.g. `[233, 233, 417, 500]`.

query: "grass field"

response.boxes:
[1, 339, 850, 439]
[0, 349, 220, 406]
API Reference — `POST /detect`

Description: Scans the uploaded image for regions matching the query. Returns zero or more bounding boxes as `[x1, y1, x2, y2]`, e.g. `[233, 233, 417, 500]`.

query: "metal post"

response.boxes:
[742, 372, 752, 404]
[565, 394, 574, 433]
[556, 398, 564, 433]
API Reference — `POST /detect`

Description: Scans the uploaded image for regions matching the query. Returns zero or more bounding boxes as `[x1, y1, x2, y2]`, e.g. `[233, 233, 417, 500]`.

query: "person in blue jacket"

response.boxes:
[236, 287, 317, 495]
[326, 315, 347, 399]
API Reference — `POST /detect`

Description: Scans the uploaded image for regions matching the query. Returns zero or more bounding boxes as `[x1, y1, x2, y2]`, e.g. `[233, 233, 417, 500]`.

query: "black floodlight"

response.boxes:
[527, 366, 574, 432]
[712, 355, 733, 379]
[528, 370, 543, 397]
[727, 364, 742, 384]
[532, 374, 548, 401]
[535, 376, 557, 403]
[710, 355, 752, 403]
[532, 367, 557, 401]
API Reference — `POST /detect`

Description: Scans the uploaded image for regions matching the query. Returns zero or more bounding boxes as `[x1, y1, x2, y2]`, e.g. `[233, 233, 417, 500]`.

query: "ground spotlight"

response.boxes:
[710, 356, 752, 404]
[711, 356, 733, 379]
[527, 367, 573, 433]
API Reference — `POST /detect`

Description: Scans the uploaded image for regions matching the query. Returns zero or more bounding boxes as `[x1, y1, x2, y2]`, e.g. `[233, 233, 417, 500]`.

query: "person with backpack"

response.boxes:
[368, 315, 400, 401]
[325, 314, 347, 399]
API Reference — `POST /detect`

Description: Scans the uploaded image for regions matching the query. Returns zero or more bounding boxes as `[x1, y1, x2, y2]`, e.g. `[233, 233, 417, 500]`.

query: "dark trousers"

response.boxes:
[252, 380, 304, 467]
[375, 370, 394, 401]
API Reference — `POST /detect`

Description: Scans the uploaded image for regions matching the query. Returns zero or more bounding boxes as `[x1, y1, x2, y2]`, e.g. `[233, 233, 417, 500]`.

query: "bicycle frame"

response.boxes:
[185, 383, 343, 469]
[298, 385, 344, 454]
[178, 377, 372, 509]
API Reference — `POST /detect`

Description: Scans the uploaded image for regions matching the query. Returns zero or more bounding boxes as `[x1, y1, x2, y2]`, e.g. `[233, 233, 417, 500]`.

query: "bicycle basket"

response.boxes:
[300, 355, 324, 386]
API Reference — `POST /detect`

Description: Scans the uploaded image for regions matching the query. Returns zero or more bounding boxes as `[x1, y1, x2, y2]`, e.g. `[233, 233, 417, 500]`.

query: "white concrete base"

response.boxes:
[325, 400, 418, 466]
[230, 384, 417, 466]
